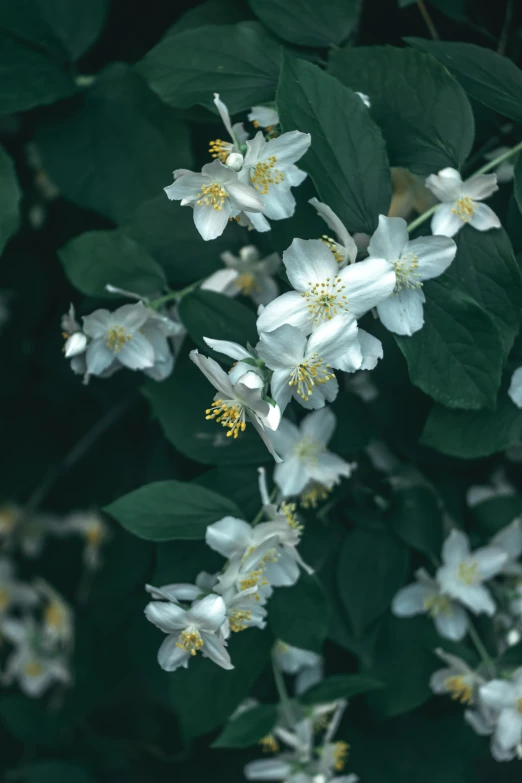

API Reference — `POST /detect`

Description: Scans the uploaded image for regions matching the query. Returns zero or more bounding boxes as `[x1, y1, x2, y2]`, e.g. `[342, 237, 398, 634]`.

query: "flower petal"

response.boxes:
[377, 287, 426, 336]
[157, 635, 191, 671]
[82, 309, 111, 339]
[480, 680, 518, 710]
[244, 758, 292, 781]
[309, 198, 357, 262]
[430, 203, 463, 237]
[301, 407, 336, 446]
[274, 455, 309, 497]
[392, 583, 432, 616]
[341, 257, 396, 317]
[227, 180, 265, 212]
[144, 601, 188, 632]
[85, 340, 115, 375]
[200, 632, 234, 669]
[469, 203, 501, 232]
[433, 603, 468, 641]
[193, 202, 231, 241]
[260, 185, 296, 221]
[268, 417, 301, 457]
[307, 449, 352, 486]
[206, 517, 254, 559]
[357, 329, 383, 370]
[256, 291, 311, 334]
[306, 314, 360, 371]
[425, 168, 463, 201]
[187, 594, 227, 632]
[283, 238, 338, 292]
[442, 529, 470, 566]
[203, 338, 251, 362]
[270, 369, 294, 413]
[264, 130, 311, 167]
[461, 173, 498, 201]
[474, 545, 508, 579]
[118, 332, 155, 370]
[495, 709, 522, 751]
[367, 215, 408, 263]
[190, 350, 235, 398]
[405, 235, 457, 280]
[508, 366, 522, 409]
[256, 324, 306, 370]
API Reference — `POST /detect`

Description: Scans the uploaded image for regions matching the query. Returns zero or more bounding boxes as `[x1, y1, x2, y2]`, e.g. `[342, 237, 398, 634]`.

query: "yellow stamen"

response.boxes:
[86, 521, 104, 547]
[205, 399, 247, 439]
[444, 675, 473, 705]
[250, 156, 284, 194]
[176, 629, 204, 656]
[259, 734, 279, 753]
[106, 326, 131, 353]
[333, 741, 350, 772]
[452, 196, 476, 222]
[24, 660, 43, 677]
[289, 353, 335, 401]
[280, 502, 304, 533]
[457, 561, 478, 586]
[235, 273, 259, 296]
[208, 139, 231, 163]
[229, 609, 252, 632]
[0, 587, 10, 611]
[300, 482, 331, 509]
[45, 601, 66, 630]
[320, 235, 344, 264]
[394, 252, 422, 292]
[197, 182, 229, 211]
[301, 275, 349, 326]
[240, 569, 268, 591]
[423, 594, 451, 617]
[293, 434, 323, 462]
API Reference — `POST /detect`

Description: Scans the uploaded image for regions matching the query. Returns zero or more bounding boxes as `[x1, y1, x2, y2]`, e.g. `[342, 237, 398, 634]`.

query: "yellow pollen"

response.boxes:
[240, 569, 268, 591]
[259, 734, 279, 753]
[252, 120, 260, 128]
[280, 502, 304, 533]
[393, 253, 422, 293]
[289, 353, 335, 401]
[444, 675, 473, 705]
[333, 741, 350, 772]
[423, 594, 451, 617]
[176, 629, 204, 656]
[0, 587, 10, 611]
[457, 561, 478, 586]
[320, 235, 344, 264]
[250, 156, 284, 194]
[205, 399, 247, 439]
[106, 326, 131, 353]
[235, 273, 259, 296]
[0, 507, 16, 535]
[45, 601, 65, 630]
[300, 482, 331, 509]
[452, 196, 476, 222]
[208, 139, 231, 163]
[86, 522, 104, 547]
[301, 275, 349, 326]
[517, 698, 522, 714]
[293, 434, 323, 462]
[24, 660, 43, 677]
[229, 609, 252, 632]
[197, 182, 229, 210]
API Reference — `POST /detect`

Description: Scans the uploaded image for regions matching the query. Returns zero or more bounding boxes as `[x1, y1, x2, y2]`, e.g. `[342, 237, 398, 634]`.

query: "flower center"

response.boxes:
[517, 698, 522, 714]
[208, 139, 231, 163]
[452, 196, 476, 223]
[205, 399, 247, 439]
[45, 602, 66, 630]
[302, 276, 349, 326]
[423, 594, 451, 616]
[333, 741, 350, 772]
[229, 608, 252, 632]
[106, 326, 131, 353]
[240, 568, 269, 592]
[457, 561, 478, 585]
[176, 628, 204, 656]
[280, 502, 304, 533]
[24, 660, 43, 677]
[235, 273, 258, 296]
[320, 235, 344, 264]
[86, 521, 104, 547]
[0, 587, 10, 611]
[197, 182, 229, 211]
[300, 482, 331, 509]
[444, 675, 473, 705]
[250, 156, 284, 194]
[289, 354, 335, 401]
[259, 734, 279, 753]
[0, 508, 16, 534]
[394, 253, 422, 293]
[293, 434, 323, 462]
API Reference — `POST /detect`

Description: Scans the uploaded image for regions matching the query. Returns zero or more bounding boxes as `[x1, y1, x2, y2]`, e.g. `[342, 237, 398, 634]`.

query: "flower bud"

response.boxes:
[64, 332, 87, 358]
[225, 152, 244, 171]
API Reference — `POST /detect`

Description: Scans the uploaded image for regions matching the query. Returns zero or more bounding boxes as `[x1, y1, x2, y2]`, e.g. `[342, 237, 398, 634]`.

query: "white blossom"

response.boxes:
[82, 302, 154, 375]
[308, 198, 358, 269]
[273, 640, 324, 696]
[210, 92, 249, 168]
[56, 511, 107, 570]
[430, 649, 484, 706]
[1, 617, 70, 697]
[220, 245, 281, 305]
[392, 567, 468, 641]
[480, 669, 522, 761]
[508, 367, 522, 409]
[248, 105, 280, 129]
[491, 518, 522, 577]
[425, 167, 500, 237]
[484, 147, 515, 184]
[366, 215, 456, 335]
[0, 559, 38, 617]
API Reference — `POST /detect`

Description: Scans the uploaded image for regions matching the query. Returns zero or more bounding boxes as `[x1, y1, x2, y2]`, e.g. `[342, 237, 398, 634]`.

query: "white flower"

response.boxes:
[210, 93, 249, 168]
[467, 469, 515, 507]
[273, 640, 324, 696]
[164, 159, 264, 241]
[508, 366, 522, 409]
[238, 131, 311, 231]
[270, 408, 354, 498]
[392, 567, 468, 641]
[256, 316, 362, 412]
[366, 215, 456, 336]
[480, 669, 522, 761]
[0, 559, 38, 617]
[430, 649, 483, 705]
[190, 349, 282, 461]
[62, 304, 88, 359]
[491, 518, 522, 577]
[308, 198, 358, 269]
[484, 147, 515, 184]
[140, 310, 178, 381]
[1, 618, 70, 697]
[436, 529, 507, 615]
[248, 105, 280, 129]
[35, 580, 74, 650]
[58, 512, 107, 570]
[144, 593, 232, 672]
[256, 239, 396, 336]
[220, 245, 281, 305]
[202, 337, 264, 385]
[425, 167, 500, 237]
[82, 302, 154, 375]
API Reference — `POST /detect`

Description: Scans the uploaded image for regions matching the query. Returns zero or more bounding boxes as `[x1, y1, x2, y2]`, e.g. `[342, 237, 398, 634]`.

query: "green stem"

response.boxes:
[271, 650, 295, 726]
[149, 278, 205, 310]
[407, 139, 522, 234]
[467, 619, 496, 676]
[251, 488, 278, 527]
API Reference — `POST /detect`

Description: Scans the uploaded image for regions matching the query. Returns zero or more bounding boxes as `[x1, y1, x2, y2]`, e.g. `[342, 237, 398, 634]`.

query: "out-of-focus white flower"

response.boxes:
[484, 147, 515, 184]
[270, 408, 354, 499]
[220, 245, 281, 306]
[58, 511, 108, 570]
[0, 559, 38, 617]
[35, 580, 74, 650]
[82, 302, 154, 375]
[436, 529, 507, 616]
[248, 106, 280, 129]
[430, 649, 484, 705]
[366, 215, 456, 336]
[392, 567, 468, 641]
[308, 198, 358, 269]
[480, 669, 522, 762]
[425, 167, 500, 237]
[491, 518, 522, 577]
[467, 469, 516, 507]
[273, 640, 324, 695]
[1, 618, 70, 697]
[508, 367, 522, 409]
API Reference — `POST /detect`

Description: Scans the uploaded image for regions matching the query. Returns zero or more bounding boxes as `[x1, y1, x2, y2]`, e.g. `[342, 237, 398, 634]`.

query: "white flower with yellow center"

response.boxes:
[238, 130, 311, 231]
[256, 238, 395, 336]
[0, 559, 38, 617]
[430, 649, 484, 706]
[57, 511, 108, 570]
[270, 408, 354, 499]
[392, 567, 468, 641]
[164, 159, 264, 241]
[82, 302, 155, 376]
[248, 105, 280, 130]
[367, 215, 457, 336]
[480, 669, 522, 762]
[508, 366, 522, 409]
[309, 198, 358, 268]
[1, 617, 70, 697]
[144, 593, 232, 672]
[256, 315, 362, 413]
[220, 245, 281, 306]
[436, 529, 507, 616]
[425, 167, 500, 237]
[209, 93, 249, 169]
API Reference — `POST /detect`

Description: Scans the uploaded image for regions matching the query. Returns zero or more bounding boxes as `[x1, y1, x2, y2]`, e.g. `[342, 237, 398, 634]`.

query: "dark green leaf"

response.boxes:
[20, 762, 94, 783]
[179, 290, 258, 359]
[471, 495, 522, 536]
[514, 154, 522, 217]
[36, 65, 193, 224]
[169, 0, 253, 34]
[328, 45, 474, 175]
[300, 674, 384, 704]
[268, 572, 328, 652]
[277, 53, 391, 234]
[0, 696, 63, 747]
[337, 527, 409, 637]
[213, 704, 277, 748]
[388, 485, 443, 557]
[194, 465, 261, 519]
[406, 38, 522, 124]
[395, 276, 503, 410]
[58, 230, 167, 299]
[328, 392, 372, 457]
[137, 22, 281, 114]
[248, 0, 358, 47]
[104, 480, 240, 541]
[0, 145, 21, 254]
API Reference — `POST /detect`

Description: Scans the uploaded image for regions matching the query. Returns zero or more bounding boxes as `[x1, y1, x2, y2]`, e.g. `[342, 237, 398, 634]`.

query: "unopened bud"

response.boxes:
[225, 152, 244, 171]
[64, 332, 87, 358]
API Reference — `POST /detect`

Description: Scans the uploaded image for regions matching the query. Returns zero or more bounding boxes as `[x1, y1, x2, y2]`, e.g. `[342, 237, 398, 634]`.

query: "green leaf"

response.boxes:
[328, 45, 474, 175]
[247, 0, 358, 47]
[395, 276, 503, 410]
[421, 395, 522, 458]
[0, 696, 64, 747]
[277, 53, 391, 234]
[328, 392, 372, 457]
[20, 762, 95, 783]
[471, 495, 522, 536]
[170, 0, 253, 34]
[268, 572, 328, 652]
[0, 145, 21, 254]
[194, 465, 261, 519]
[514, 154, 522, 217]
[104, 480, 240, 541]
[447, 227, 522, 358]
[300, 674, 384, 705]
[122, 196, 248, 286]
[137, 21, 281, 114]
[144, 348, 272, 465]
[58, 230, 167, 299]
[179, 290, 258, 359]
[387, 485, 443, 557]
[213, 704, 277, 748]
[406, 38, 522, 124]
[35, 64, 193, 224]
[337, 527, 409, 637]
